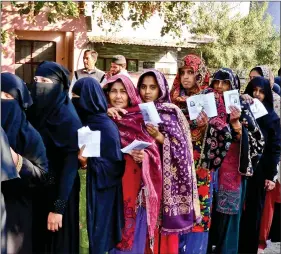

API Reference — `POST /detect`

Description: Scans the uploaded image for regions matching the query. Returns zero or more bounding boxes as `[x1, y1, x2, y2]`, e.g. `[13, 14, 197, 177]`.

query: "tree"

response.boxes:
[10, 1, 81, 23]
[2, 1, 279, 74]
[189, 2, 280, 74]
[92, 1, 194, 37]
[1, 1, 194, 43]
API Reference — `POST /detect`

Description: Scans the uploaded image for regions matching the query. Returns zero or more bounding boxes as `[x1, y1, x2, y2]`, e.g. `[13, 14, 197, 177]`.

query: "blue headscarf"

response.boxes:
[72, 77, 122, 161]
[1, 127, 18, 182]
[27, 61, 82, 149]
[1, 73, 33, 110]
[1, 72, 48, 172]
[1, 98, 48, 174]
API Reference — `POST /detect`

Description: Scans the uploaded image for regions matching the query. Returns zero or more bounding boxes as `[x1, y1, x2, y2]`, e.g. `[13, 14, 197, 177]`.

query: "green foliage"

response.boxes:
[1, 29, 9, 44]
[190, 2, 280, 74]
[92, 1, 193, 38]
[11, 1, 80, 24]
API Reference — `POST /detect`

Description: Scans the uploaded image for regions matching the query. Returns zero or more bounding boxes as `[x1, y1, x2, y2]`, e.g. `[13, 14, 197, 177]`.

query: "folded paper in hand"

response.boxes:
[78, 126, 101, 157]
[223, 90, 241, 114]
[250, 98, 268, 119]
[139, 102, 162, 126]
[121, 140, 152, 154]
[186, 92, 218, 120]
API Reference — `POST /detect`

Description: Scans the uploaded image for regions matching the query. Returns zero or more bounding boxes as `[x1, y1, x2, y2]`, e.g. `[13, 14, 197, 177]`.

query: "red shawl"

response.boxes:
[104, 75, 162, 250]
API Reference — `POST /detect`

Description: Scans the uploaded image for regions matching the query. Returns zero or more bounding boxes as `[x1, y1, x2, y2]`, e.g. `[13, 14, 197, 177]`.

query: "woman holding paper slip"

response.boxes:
[207, 68, 264, 254]
[241, 76, 281, 253]
[170, 54, 232, 254]
[71, 77, 125, 254]
[104, 74, 162, 254]
[249, 65, 280, 118]
[27, 61, 82, 254]
[137, 69, 200, 254]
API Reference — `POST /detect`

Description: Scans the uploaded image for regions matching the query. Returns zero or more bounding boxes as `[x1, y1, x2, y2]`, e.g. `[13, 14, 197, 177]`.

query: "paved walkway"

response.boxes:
[264, 242, 280, 253]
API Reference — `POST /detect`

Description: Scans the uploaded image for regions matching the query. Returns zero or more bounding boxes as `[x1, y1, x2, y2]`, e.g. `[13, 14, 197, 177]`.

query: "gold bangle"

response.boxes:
[16, 155, 23, 172]
[81, 164, 87, 169]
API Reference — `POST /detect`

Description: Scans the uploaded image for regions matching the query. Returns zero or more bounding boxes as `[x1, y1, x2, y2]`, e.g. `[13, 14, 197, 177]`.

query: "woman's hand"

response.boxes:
[107, 107, 127, 120]
[265, 179, 276, 191]
[78, 145, 87, 169]
[229, 106, 241, 125]
[146, 124, 164, 144]
[10, 147, 19, 166]
[10, 147, 22, 172]
[130, 149, 145, 163]
[241, 94, 254, 104]
[196, 111, 208, 128]
[47, 212, 63, 232]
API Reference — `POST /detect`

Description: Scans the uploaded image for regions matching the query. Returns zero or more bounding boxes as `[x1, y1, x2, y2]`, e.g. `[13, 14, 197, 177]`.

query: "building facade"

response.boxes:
[1, 2, 88, 86]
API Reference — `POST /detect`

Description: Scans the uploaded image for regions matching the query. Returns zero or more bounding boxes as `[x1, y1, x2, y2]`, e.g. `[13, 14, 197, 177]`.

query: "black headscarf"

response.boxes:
[72, 77, 122, 161]
[27, 61, 82, 149]
[245, 76, 274, 114]
[244, 76, 279, 135]
[1, 73, 33, 110]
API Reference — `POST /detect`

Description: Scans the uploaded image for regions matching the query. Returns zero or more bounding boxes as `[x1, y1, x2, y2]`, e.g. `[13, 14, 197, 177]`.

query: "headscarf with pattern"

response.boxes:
[137, 69, 201, 234]
[170, 54, 210, 108]
[104, 74, 162, 249]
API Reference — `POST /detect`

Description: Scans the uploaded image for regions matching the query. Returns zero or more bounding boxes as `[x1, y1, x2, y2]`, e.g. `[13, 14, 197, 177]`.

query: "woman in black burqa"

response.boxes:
[27, 61, 82, 253]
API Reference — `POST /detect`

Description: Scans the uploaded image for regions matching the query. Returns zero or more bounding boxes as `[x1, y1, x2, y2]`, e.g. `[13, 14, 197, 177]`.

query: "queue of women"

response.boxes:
[1, 54, 280, 254]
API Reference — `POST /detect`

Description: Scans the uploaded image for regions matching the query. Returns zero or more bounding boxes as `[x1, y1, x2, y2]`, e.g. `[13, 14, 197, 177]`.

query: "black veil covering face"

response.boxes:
[27, 61, 82, 148]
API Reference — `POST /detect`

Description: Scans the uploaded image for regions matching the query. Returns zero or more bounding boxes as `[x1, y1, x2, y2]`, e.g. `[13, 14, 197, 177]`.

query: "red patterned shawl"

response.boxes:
[104, 75, 162, 249]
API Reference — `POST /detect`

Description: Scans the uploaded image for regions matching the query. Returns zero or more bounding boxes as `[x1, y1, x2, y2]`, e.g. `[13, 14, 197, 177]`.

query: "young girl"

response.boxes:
[137, 69, 200, 254]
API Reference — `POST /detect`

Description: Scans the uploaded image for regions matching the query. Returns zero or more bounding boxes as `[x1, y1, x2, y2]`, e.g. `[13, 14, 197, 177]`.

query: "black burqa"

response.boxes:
[72, 77, 125, 254]
[27, 61, 82, 254]
[239, 76, 281, 253]
[1, 73, 48, 254]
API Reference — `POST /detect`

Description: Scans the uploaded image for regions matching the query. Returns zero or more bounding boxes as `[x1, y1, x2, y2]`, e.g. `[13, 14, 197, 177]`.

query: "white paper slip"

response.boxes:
[186, 92, 218, 120]
[78, 126, 101, 157]
[223, 90, 241, 114]
[121, 140, 152, 154]
[250, 98, 268, 119]
[139, 102, 162, 126]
